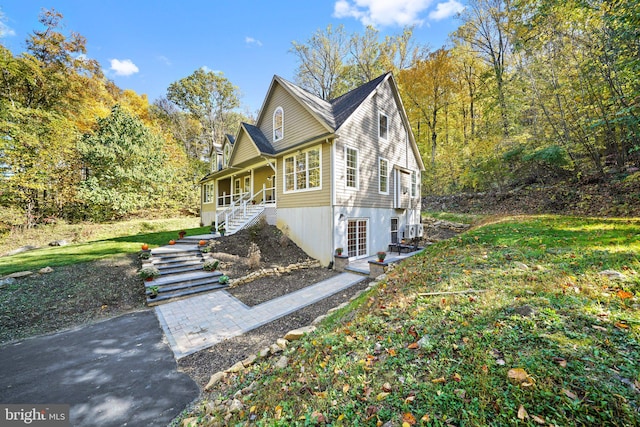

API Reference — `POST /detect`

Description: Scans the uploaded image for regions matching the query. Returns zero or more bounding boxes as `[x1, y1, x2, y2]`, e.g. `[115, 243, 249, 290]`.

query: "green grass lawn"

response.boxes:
[0, 218, 211, 276]
[187, 215, 640, 426]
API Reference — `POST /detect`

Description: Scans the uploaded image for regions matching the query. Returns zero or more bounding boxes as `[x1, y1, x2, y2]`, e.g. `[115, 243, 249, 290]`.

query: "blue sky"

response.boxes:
[0, 0, 464, 114]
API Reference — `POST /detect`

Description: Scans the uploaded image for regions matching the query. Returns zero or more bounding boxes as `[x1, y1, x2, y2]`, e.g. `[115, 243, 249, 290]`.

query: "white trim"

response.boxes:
[378, 157, 389, 195]
[345, 146, 359, 190]
[282, 146, 322, 194]
[347, 217, 369, 260]
[203, 182, 215, 204]
[273, 106, 284, 142]
[378, 111, 389, 141]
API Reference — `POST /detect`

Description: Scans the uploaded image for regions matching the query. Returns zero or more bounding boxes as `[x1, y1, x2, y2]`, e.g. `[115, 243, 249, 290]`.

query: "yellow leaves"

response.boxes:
[386, 348, 397, 357]
[376, 392, 390, 401]
[614, 321, 629, 330]
[617, 289, 633, 300]
[431, 376, 446, 384]
[402, 412, 417, 425]
[342, 384, 350, 394]
[274, 405, 282, 420]
[507, 368, 535, 387]
[407, 342, 419, 349]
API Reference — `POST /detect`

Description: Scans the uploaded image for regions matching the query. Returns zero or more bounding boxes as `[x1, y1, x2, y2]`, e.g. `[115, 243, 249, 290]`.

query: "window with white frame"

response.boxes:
[283, 147, 321, 192]
[203, 182, 214, 203]
[345, 147, 358, 189]
[411, 171, 418, 197]
[244, 176, 251, 193]
[379, 157, 389, 194]
[223, 143, 231, 168]
[379, 112, 388, 140]
[273, 107, 284, 141]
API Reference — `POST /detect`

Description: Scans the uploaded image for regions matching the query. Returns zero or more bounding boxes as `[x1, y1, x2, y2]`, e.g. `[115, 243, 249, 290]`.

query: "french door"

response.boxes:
[347, 219, 368, 259]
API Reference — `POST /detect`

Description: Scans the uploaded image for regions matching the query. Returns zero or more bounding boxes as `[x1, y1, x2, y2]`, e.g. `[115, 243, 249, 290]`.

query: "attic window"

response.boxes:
[223, 143, 231, 168]
[273, 107, 284, 141]
[379, 112, 388, 140]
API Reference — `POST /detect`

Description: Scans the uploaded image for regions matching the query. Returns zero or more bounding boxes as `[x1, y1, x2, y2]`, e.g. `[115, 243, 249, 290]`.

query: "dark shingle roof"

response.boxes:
[330, 73, 389, 130]
[275, 76, 336, 129]
[242, 123, 275, 155]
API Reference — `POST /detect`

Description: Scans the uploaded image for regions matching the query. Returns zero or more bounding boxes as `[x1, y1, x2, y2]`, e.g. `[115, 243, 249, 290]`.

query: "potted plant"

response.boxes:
[148, 285, 159, 299]
[217, 224, 226, 237]
[138, 266, 160, 281]
[141, 243, 149, 251]
[335, 248, 344, 256]
[203, 259, 220, 272]
[178, 230, 187, 239]
[377, 251, 387, 262]
[138, 251, 151, 260]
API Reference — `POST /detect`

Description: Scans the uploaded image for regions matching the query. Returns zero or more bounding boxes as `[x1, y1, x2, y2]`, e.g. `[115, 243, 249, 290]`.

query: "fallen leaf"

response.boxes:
[382, 382, 392, 392]
[617, 290, 633, 299]
[452, 373, 462, 382]
[562, 388, 578, 400]
[421, 414, 431, 422]
[517, 405, 528, 420]
[408, 325, 418, 339]
[592, 325, 607, 331]
[343, 384, 350, 394]
[553, 357, 567, 367]
[314, 391, 327, 399]
[386, 348, 397, 356]
[404, 395, 416, 404]
[615, 321, 629, 330]
[507, 368, 530, 383]
[274, 405, 282, 420]
[311, 411, 326, 423]
[407, 342, 419, 349]
[338, 414, 345, 421]
[431, 377, 446, 384]
[376, 392, 390, 401]
[481, 364, 489, 374]
[531, 414, 545, 424]
[402, 412, 417, 425]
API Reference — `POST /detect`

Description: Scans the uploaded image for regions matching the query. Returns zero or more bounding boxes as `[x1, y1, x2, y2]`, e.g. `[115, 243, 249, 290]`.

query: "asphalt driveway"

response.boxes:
[0, 310, 199, 426]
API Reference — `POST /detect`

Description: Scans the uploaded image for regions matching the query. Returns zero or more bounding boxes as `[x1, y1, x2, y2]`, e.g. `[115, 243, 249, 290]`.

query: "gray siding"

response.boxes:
[335, 80, 421, 209]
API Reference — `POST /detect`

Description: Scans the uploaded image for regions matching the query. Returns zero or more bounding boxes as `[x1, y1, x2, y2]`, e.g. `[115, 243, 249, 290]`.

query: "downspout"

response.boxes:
[330, 136, 336, 266]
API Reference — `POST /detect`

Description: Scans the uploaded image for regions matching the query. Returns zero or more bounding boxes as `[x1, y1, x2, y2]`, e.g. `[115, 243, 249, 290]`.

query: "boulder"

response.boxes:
[204, 371, 226, 391]
[284, 326, 316, 341]
[599, 270, 627, 281]
[38, 266, 54, 274]
[226, 361, 245, 373]
[0, 277, 17, 288]
[7, 271, 33, 279]
[242, 354, 257, 367]
[48, 240, 68, 247]
[274, 356, 289, 370]
[276, 338, 288, 349]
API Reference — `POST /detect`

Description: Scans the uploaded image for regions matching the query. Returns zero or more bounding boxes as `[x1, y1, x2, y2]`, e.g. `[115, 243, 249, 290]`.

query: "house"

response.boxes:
[199, 72, 425, 266]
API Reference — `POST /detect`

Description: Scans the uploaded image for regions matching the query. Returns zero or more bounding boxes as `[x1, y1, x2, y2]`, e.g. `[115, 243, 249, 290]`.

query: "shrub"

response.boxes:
[247, 242, 261, 269]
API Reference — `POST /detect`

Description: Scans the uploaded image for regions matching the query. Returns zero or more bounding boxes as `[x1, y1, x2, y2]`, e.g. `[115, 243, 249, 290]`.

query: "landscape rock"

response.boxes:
[242, 354, 257, 367]
[48, 240, 68, 247]
[226, 361, 245, 373]
[182, 417, 199, 427]
[599, 270, 627, 281]
[0, 277, 17, 288]
[4, 245, 38, 256]
[284, 326, 316, 341]
[269, 343, 283, 354]
[228, 399, 244, 413]
[276, 338, 288, 349]
[311, 314, 327, 325]
[257, 346, 271, 358]
[417, 335, 435, 351]
[514, 262, 529, 271]
[274, 355, 289, 370]
[205, 372, 227, 391]
[38, 266, 54, 274]
[7, 271, 33, 279]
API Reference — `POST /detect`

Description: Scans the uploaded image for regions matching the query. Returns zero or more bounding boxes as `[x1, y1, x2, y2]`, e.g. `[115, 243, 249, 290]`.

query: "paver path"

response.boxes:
[155, 272, 365, 358]
[0, 311, 198, 427]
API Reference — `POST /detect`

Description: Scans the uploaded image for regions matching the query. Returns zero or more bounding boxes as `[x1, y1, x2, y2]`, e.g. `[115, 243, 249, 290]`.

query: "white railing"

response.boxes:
[216, 185, 275, 233]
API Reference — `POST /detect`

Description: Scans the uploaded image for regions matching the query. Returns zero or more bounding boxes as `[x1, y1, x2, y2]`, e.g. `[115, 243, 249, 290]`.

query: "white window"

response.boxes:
[273, 107, 284, 141]
[234, 178, 241, 199]
[223, 143, 231, 168]
[379, 157, 389, 194]
[244, 176, 251, 193]
[345, 147, 358, 189]
[391, 218, 399, 244]
[283, 147, 321, 192]
[411, 171, 418, 198]
[379, 112, 388, 140]
[203, 183, 214, 204]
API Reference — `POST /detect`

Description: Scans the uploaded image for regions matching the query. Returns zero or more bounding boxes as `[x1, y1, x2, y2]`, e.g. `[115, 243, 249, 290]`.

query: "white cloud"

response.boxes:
[245, 36, 263, 47]
[333, 0, 433, 27]
[109, 59, 139, 76]
[428, 0, 464, 21]
[157, 55, 171, 66]
[0, 14, 15, 38]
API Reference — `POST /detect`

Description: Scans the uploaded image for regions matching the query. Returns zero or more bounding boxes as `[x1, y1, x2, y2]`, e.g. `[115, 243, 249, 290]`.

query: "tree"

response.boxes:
[77, 105, 170, 220]
[290, 24, 350, 100]
[166, 69, 240, 163]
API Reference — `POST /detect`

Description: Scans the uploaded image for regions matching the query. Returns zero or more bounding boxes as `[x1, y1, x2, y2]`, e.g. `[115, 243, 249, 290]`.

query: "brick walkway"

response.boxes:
[155, 272, 365, 359]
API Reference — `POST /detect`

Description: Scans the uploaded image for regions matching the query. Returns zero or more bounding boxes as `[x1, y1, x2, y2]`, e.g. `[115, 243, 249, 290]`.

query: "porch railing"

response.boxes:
[216, 185, 275, 233]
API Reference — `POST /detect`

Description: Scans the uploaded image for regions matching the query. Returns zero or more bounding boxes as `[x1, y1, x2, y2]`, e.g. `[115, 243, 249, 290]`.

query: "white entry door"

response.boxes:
[347, 219, 368, 259]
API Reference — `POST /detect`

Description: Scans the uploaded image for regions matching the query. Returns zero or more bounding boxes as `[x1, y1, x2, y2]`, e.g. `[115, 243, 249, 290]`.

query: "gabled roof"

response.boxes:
[242, 123, 275, 155]
[330, 73, 390, 129]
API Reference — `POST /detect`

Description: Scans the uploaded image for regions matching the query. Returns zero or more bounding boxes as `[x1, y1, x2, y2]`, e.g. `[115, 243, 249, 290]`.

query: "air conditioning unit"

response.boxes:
[415, 223, 424, 237]
[408, 224, 417, 239]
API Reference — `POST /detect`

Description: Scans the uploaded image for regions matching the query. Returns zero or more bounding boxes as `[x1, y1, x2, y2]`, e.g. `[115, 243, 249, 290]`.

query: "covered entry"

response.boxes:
[347, 218, 368, 259]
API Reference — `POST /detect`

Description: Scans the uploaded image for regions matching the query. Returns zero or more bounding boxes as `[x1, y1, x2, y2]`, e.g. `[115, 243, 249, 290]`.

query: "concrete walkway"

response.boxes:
[155, 272, 366, 359]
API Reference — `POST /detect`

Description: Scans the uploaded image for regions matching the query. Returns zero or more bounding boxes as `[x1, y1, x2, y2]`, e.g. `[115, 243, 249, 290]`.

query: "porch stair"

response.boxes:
[144, 242, 227, 306]
[224, 204, 266, 235]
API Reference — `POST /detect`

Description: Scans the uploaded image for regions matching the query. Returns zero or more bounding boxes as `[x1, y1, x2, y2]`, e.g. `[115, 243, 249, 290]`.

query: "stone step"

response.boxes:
[151, 246, 201, 256]
[152, 255, 204, 265]
[147, 275, 223, 295]
[146, 282, 228, 306]
[157, 263, 206, 276]
[151, 270, 223, 287]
